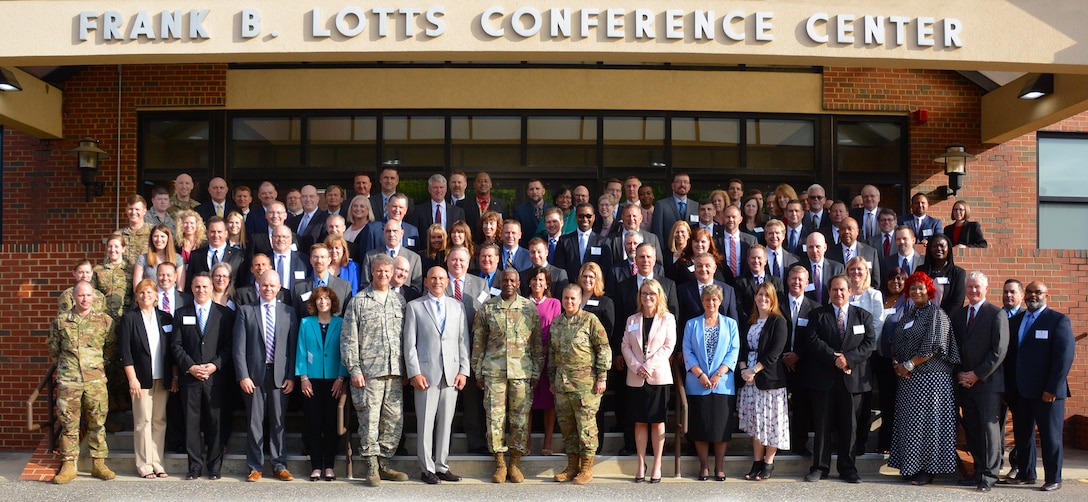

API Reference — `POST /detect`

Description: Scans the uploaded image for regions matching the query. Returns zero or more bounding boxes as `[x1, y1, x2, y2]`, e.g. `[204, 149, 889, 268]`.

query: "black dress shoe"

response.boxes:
[1040, 482, 1062, 492]
[420, 471, 440, 485]
[977, 482, 992, 492]
[803, 468, 824, 482]
[999, 476, 1037, 485]
[839, 473, 861, 484]
[436, 470, 462, 482]
[185, 473, 200, 480]
[209, 474, 221, 481]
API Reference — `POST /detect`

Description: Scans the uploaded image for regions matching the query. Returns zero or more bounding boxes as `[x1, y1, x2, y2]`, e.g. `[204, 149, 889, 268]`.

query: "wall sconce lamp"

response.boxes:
[0, 67, 22, 92]
[69, 138, 109, 201]
[933, 143, 976, 199]
[1018, 73, 1054, 100]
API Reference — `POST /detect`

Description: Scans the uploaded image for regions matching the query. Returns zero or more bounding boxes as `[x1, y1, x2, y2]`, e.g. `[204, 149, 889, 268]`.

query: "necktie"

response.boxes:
[534, 205, 543, 221]
[756, 275, 763, 285]
[264, 303, 276, 363]
[631, 261, 637, 276]
[883, 234, 891, 257]
[162, 292, 170, 314]
[435, 204, 442, 226]
[698, 283, 705, 296]
[198, 306, 207, 335]
[729, 235, 739, 277]
[506, 250, 514, 269]
[215, 203, 223, 218]
[837, 307, 847, 343]
[844, 247, 853, 263]
[1006, 308, 1016, 319]
[967, 305, 976, 332]
[210, 249, 219, 267]
[678, 200, 687, 216]
[916, 217, 923, 235]
[901, 256, 910, 274]
[864, 212, 873, 239]
[316, 277, 325, 287]
[812, 213, 820, 229]
[299, 213, 311, 233]
[791, 299, 800, 344]
[771, 251, 780, 278]
[579, 233, 588, 261]
[389, 249, 396, 258]
[479, 197, 488, 214]
[1017, 311, 1035, 346]
[813, 264, 822, 303]
[789, 229, 798, 253]
[548, 237, 557, 258]
[454, 278, 463, 301]
[277, 255, 287, 288]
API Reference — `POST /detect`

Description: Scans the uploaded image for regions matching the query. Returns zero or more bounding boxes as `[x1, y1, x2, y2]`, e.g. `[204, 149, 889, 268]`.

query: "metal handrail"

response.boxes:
[25, 364, 58, 451]
[671, 357, 688, 478]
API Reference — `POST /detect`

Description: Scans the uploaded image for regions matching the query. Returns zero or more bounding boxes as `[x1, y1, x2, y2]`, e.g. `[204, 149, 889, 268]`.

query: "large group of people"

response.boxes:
[49, 169, 1073, 492]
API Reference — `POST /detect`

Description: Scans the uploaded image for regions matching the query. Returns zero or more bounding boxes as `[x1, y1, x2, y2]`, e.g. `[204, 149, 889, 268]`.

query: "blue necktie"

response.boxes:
[678, 200, 687, 216]
[1017, 311, 1036, 346]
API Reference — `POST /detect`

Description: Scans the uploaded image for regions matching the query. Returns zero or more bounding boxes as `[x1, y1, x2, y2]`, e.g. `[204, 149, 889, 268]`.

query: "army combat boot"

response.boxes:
[573, 455, 595, 485]
[91, 458, 116, 480]
[53, 460, 76, 484]
[553, 454, 578, 482]
[508, 452, 525, 483]
[491, 453, 507, 483]
[377, 457, 408, 481]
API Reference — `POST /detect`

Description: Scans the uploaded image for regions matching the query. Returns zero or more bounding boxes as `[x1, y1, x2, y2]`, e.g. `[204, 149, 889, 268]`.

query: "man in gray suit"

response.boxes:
[609, 203, 663, 265]
[404, 267, 471, 484]
[362, 219, 423, 290]
[233, 270, 299, 482]
[650, 172, 698, 243]
[444, 246, 490, 454]
[290, 244, 352, 313]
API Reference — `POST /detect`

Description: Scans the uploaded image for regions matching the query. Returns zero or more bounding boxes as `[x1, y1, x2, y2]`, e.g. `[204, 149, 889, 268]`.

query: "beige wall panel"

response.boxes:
[982, 73, 1088, 144]
[0, 68, 63, 139]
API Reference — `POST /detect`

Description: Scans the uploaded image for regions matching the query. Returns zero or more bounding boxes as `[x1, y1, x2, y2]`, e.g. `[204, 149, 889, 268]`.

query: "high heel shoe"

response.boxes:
[309, 469, 321, 482]
[324, 468, 335, 481]
[755, 463, 774, 481]
[745, 460, 765, 481]
[649, 477, 661, 484]
[634, 463, 646, 483]
[697, 468, 710, 481]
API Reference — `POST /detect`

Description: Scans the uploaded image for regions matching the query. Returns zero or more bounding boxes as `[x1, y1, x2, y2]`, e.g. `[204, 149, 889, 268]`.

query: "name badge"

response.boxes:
[590, 246, 602, 255]
[182, 315, 197, 325]
[489, 287, 502, 297]
[1035, 330, 1049, 340]
[163, 324, 174, 333]
[903, 320, 915, 330]
[476, 291, 490, 303]
[689, 214, 700, 223]
[883, 308, 896, 317]
[922, 229, 933, 237]
[496, 213, 503, 219]
[687, 264, 696, 272]
[294, 270, 305, 280]
[852, 324, 865, 335]
[797, 318, 809, 326]
[805, 283, 815, 292]
[802, 244, 808, 252]
[754, 227, 764, 233]
[936, 277, 950, 285]
[300, 291, 312, 302]
[307, 352, 314, 364]
[586, 299, 600, 307]
[406, 237, 416, 247]
[290, 243, 298, 251]
[628, 321, 640, 332]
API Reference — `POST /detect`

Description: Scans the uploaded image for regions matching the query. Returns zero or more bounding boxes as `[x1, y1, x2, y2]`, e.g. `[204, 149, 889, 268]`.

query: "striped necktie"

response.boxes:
[264, 303, 276, 363]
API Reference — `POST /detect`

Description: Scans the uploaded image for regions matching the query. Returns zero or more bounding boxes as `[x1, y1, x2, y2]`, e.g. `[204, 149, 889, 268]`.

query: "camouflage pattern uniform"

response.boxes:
[118, 224, 151, 268]
[144, 211, 176, 235]
[48, 308, 116, 461]
[341, 287, 405, 458]
[90, 261, 132, 413]
[57, 287, 107, 317]
[168, 196, 200, 219]
[471, 295, 543, 454]
[549, 309, 611, 455]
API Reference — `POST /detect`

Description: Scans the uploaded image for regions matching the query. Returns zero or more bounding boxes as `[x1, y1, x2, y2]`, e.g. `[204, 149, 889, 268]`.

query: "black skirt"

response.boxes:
[627, 383, 670, 424]
[686, 393, 736, 443]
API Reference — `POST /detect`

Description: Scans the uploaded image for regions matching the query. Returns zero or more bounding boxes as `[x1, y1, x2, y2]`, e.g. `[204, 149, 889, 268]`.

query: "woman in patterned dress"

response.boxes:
[737, 282, 790, 481]
[888, 272, 961, 486]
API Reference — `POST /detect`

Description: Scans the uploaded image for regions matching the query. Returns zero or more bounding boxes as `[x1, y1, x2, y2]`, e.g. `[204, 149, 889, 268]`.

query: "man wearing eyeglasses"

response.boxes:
[803, 184, 832, 237]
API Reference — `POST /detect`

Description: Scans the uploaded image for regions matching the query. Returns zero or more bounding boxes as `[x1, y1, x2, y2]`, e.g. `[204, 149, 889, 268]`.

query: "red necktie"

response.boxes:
[967, 305, 976, 331]
[883, 234, 891, 257]
[435, 204, 442, 226]
[478, 197, 488, 214]
[454, 278, 462, 301]
[631, 262, 637, 275]
[729, 235, 739, 277]
[162, 292, 170, 314]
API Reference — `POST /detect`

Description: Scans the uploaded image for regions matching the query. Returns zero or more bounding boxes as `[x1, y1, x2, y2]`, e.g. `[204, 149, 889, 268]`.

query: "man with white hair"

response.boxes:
[408, 174, 465, 232]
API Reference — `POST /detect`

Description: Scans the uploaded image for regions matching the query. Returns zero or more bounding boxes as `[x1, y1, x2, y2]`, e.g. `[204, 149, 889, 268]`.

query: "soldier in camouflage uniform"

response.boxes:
[470, 269, 543, 484]
[91, 234, 133, 421]
[340, 254, 409, 486]
[118, 195, 152, 268]
[549, 285, 611, 485]
[168, 173, 201, 218]
[57, 259, 106, 316]
[48, 281, 117, 484]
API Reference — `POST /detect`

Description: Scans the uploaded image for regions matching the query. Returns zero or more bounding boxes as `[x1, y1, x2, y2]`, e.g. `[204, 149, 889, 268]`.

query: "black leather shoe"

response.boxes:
[803, 468, 823, 482]
[208, 473, 221, 481]
[436, 470, 461, 482]
[1040, 482, 1061, 492]
[839, 473, 861, 484]
[420, 471, 440, 484]
[185, 473, 199, 480]
[977, 482, 992, 492]
[999, 476, 1037, 485]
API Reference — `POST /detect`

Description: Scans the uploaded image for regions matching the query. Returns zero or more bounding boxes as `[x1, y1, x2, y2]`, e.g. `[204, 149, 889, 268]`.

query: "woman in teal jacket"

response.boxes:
[294, 286, 348, 481]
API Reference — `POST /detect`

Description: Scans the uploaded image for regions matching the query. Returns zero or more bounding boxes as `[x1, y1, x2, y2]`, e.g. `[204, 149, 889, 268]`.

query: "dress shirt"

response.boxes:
[158, 287, 178, 316]
[140, 309, 165, 379]
[208, 244, 227, 269]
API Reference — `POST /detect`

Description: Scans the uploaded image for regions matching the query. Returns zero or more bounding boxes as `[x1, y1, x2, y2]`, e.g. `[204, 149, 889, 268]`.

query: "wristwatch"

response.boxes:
[902, 359, 915, 372]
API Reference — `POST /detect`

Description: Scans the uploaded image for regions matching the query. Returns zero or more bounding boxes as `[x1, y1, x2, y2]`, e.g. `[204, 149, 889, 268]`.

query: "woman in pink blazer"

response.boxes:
[621, 279, 676, 483]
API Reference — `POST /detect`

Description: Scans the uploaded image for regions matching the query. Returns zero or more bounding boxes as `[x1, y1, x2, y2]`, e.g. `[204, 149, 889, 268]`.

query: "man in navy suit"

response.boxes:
[286, 185, 328, 254]
[245, 181, 279, 238]
[717, 205, 755, 286]
[781, 265, 819, 456]
[269, 225, 310, 290]
[188, 217, 245, 283]
[677, 253, 739, 335]
[606, 231, 662, 298]
[800, 275, 875, 484]
[899, 193, 942, 246]
[370, 165, 414, 220]
[512, 179, 553, 248]
[826, 217, 881, 288]
[408, 174, 466, 234]
[1003, 282, 1074, 492]
[357, 194, 421, 259]
[498, 220, 532, 272]
[849, 185, 885, 243]
[553, 203, 612, 281]
[783, 200, 807, 256]
[195, 177, 238, 224]
[519, 238, 569, 297]
[734, 245, 785, 321]
[799, 232, 845, 305]
[650, 172, 698, 244]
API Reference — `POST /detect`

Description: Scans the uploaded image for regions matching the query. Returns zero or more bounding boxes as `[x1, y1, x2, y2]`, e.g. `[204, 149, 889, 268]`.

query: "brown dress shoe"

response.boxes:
[246, 471, 262, 482]
[274, 469, 295, 481]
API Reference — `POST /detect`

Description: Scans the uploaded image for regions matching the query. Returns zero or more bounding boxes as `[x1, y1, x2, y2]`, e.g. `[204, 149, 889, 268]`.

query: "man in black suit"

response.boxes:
[554, 203, 612, 282]
[677, 253, 740, 334]
[269, 225, 310, 291]
[763, 219, 799, 283]
[899, 193, 942, 246]
[879, 225, 924, 282]
[408, 174, 466, 234]
[717, 205, 756, 286]
[1003, 282, 1074, 492]
[171, 274, 235, 480]
[196, 177, 238, 224]
[290, 244, 353, 313]
[822, 201, 849, 245]
[951, 271, 1009, 492]
[250, 201, 299, 261]
[371, 165, 414, 220]
[153, 261, 193, 452]
[849, 185, 884, 243]
[826, 217, 880, 288]
[802, 184, 833, 238]
[391, 255, 423, 303]
[353, 173, 372, 200]
[801, 275, 875, 484]
[519, 238, 569, 297]
[235, 254, 295, 307]
[188, 217, 245, 283]
[734, 245, 784, 321]
[606, 231, 662, 298]
[692, 199, 724, 239]
[781, 265, 818, 456]
[324, 184, 350, 220]
[799, 232, 844, 305]
[783, 200, 807, 256]
[459, 172, 511, 236]
[245, 181, 279, 238]
[286, 185, 328, 254]
[512, 179, 553, 248]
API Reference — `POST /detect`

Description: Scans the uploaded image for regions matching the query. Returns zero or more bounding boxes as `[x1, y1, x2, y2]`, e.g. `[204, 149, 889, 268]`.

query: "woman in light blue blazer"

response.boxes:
[294, 286, 348, 482]
[682, 284, 741, 482]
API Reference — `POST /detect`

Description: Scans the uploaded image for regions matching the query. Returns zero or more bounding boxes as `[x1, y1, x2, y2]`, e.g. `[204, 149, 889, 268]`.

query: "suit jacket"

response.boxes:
[294, 315, 348, 380]
[621, 312, 677, 387]
[232, 300, 299, 387]
[553, 231, 613, 281]
[677, 280, 740, 329]
[118, 308, 176, 389]
[498, 246, 533, 272]
[650, 196, 699, 244]
[783, 224, 807, 256]
[263, 250, 311, 288]
[944, 221, 988, 248]
[879, 253, 924, 286]
[802, 210, 833, 238]
[362, 246, 423, 290]
[923, 265, 967, 315]
[234, 284, 295, 308]
[513, 202, 554, 247]
[1012, 307, 1075, 400]
[196, 199, 239, 223]
[170, 302, 235, 387]
[286, 210, 329, 254]
[849, 207, 885, 241]
[518, 264, 569, 298]
[404, 295, 471, 385]
[798, 258, 846, 305]
[408, 200, 466, 234]
[825, 241, 881, 288]
[290, 274, 353, 314]
[188, 245, 245, 283]
[800, 304, 876, 393]
[606, 261, 664, 298]
[781, 294, 819, 353]
[681, 314, 741, 395]
[763, 247, 800, 282]
[607, 229, 664, 265]
[245, 205, 268, 237]
[899, 214, 943, 241]
[370, 192, 415, 220]
[613, 274, 679, 346]
[356, 219, 421, 260]
[739, 315, 790, 390]
[951, 301, 1008, 393]
[249, 230, 300, 261]
[716, 232, 753, 286]
[445, 274, 489, 322]
[734, 274, 785, 321]
[459, 195, 511, 239]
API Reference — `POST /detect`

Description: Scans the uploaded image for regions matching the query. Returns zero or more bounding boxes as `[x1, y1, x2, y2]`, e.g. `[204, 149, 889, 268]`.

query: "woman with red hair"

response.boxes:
[887, 272, 961, 486]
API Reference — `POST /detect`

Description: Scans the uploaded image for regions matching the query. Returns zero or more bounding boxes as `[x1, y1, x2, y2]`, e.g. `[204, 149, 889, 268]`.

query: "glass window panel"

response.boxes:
[383, 116, 445, 168]
[837, 121, 902, 173]
[1040, 202, 1088, 249]
[746, 119, 814, 170]
[603, 117, 665, 168]
[1039, 136, 1088, 197]
[141, 119, 210, 172]
[451, 116, 521, 169]
[527, 116, 598, 169]
[308, 116, 377, 170]
[231, 117, 301, 169]
[672, 117, 741, 169]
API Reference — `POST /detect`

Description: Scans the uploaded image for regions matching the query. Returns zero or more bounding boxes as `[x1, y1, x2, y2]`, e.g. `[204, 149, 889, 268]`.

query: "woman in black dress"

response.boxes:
[920, 234, 966, 316]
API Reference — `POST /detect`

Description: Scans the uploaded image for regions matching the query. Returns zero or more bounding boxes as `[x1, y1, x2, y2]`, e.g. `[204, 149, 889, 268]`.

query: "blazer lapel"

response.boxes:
[275, 304, 289, 362]
[427, 299, 443, 332]
[136, 313, 152, 355]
